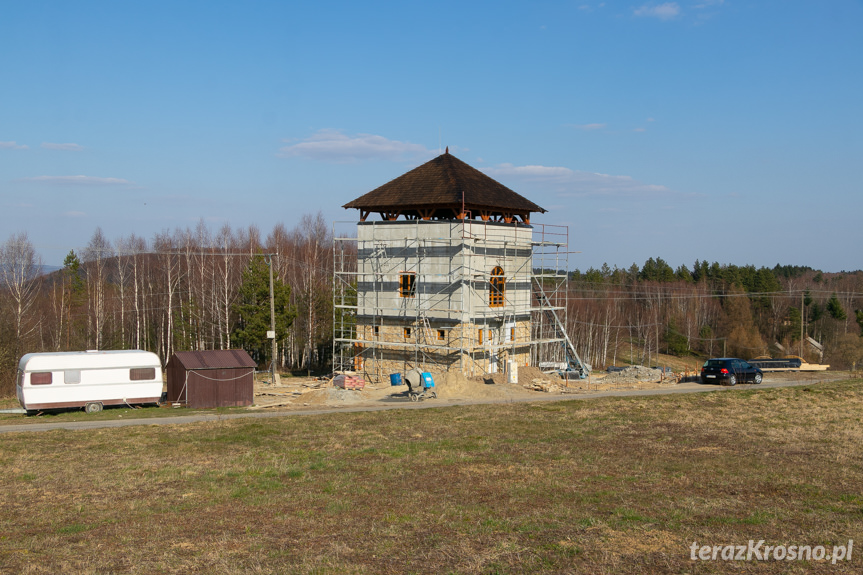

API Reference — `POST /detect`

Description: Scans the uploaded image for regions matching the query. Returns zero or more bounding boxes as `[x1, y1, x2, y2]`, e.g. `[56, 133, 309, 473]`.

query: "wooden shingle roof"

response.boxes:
[343, 151, 545, 224]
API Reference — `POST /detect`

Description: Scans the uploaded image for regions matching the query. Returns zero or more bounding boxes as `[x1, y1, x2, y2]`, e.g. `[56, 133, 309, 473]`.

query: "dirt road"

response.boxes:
[0, 372, 840, 434]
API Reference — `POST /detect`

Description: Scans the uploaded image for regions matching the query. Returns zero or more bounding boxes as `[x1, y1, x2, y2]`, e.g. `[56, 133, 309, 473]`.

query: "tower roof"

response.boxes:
[343, 151, 545, 223]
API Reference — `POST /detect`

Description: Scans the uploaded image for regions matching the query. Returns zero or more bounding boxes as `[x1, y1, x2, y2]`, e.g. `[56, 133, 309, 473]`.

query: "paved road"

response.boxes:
[0, 375, 841, 434]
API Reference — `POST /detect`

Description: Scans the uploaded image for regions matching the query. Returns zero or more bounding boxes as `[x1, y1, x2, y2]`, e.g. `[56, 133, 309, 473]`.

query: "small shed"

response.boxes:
[166, 349, 256, 408]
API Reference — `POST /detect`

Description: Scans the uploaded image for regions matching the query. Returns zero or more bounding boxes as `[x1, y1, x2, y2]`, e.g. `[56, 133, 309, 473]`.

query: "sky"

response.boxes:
[1, 0, 861, 272]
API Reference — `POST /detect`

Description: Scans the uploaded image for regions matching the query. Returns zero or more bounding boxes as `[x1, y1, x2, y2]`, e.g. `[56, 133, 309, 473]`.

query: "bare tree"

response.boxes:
[0, 232, 43, 352]
[83, 228, 113, 349]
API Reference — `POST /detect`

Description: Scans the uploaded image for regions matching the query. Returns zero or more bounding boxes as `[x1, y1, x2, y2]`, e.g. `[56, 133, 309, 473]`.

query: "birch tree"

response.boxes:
[0, 232, 42, 352]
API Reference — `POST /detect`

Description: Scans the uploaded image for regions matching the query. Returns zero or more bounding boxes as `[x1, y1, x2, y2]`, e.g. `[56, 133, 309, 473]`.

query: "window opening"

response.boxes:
[130, 368, 156, 381]
[64, 370, 81, 384]
[30, 372, 52, 385]
[489, 266, 505, 307]
[399, 272, 416, 298]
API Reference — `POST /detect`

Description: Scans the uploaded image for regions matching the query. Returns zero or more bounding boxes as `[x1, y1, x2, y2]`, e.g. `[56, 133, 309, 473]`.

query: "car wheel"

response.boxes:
[728, 375, 737, 386]
[754, 373, 762, 384]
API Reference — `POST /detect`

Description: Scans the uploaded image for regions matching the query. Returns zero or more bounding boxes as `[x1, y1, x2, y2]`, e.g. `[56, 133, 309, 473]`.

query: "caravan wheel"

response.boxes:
[84, 402, 103, 414]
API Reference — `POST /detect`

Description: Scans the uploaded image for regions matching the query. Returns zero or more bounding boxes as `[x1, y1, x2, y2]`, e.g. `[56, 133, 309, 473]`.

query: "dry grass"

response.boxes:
[1, 381, 862, 573]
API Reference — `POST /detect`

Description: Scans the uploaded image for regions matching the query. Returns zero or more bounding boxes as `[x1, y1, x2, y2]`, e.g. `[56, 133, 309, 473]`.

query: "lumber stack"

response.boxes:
[333, 374, 365, 390]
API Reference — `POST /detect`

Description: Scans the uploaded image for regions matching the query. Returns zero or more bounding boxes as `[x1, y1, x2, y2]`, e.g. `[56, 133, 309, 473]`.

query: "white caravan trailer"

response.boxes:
[17, 350, 163, 413]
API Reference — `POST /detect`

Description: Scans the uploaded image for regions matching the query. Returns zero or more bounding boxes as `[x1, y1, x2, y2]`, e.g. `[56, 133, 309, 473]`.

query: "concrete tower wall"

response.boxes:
[352, 220, 533, 381]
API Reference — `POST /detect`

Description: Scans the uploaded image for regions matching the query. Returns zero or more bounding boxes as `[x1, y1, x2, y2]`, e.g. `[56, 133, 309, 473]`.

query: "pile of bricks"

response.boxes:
[333, 374, 365, 390]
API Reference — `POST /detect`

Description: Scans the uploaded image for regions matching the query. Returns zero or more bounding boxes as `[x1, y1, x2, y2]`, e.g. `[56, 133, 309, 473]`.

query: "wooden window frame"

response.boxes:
[437, 329, 445, 341]
[489, 266, 505, 308]
[399, 272, 416, 298]
[404, 327, 412, 338]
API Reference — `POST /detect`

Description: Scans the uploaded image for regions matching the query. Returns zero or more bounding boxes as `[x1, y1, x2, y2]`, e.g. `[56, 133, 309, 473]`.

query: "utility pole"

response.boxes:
[268, 255, 277, 384]
[800, 291, 804, 358]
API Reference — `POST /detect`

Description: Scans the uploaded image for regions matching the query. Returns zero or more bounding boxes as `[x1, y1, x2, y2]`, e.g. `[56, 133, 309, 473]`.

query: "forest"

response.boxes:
[2, 216, 863, 396]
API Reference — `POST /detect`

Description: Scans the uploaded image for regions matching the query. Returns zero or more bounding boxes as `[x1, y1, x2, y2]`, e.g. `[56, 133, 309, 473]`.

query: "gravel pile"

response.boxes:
[600, 366, 664, 384]
[324, 387, 366, 404]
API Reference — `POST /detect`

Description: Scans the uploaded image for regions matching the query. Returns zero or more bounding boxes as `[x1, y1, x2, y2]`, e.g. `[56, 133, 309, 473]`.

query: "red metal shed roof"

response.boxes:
[170, 349, 256, 370]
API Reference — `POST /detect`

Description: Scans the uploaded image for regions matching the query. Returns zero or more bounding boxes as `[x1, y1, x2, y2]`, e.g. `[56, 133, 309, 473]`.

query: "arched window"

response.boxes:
[489, 266, 505, 307]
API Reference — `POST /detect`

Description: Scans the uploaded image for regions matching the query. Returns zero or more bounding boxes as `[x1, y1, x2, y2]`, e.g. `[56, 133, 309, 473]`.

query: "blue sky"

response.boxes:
[2, 1, 861, 271]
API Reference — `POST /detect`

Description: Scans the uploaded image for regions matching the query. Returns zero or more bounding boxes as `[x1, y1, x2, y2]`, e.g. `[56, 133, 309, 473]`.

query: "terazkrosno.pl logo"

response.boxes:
[690, 540, 853, 564]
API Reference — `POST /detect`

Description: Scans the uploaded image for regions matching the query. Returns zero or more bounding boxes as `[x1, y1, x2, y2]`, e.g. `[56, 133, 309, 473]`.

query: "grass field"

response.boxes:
[1, 380, 861, 574]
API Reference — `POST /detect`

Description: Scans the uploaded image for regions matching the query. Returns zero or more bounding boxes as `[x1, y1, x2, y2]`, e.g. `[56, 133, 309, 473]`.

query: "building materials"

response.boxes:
[333, 374, 365, 390]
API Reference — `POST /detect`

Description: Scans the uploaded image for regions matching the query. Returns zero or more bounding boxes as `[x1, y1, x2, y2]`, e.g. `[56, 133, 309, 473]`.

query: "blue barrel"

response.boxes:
[389, 373, 403, 386]
[421, 372, 435, 388]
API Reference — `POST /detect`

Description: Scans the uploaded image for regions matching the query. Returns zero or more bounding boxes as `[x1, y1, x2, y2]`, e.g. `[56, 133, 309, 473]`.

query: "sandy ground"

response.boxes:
[252, 366, 830, 411]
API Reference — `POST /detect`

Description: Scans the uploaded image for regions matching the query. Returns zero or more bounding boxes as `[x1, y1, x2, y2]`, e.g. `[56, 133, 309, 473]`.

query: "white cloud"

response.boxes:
[578, 3, 605, 11]
[694, 0, 724, 8]
[20, 175, 133, 186]
[570, 123, 606, 131]
[485, 163, 575, 181]
[633, 127, 646, 132]
[0, 141, 28, 150]
[634, 2, 680, 20]
[483, 163, 678, 198]
[41, 142, 84, 151]
[278, 130, 433, 163]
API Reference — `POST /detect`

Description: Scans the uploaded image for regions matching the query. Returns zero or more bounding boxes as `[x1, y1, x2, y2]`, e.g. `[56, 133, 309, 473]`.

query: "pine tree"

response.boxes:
[827, 293, 847, 321]
[232, 255, 296, 364]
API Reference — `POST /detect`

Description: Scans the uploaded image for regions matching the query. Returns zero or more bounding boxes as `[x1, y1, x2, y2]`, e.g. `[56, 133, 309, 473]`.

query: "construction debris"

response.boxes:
[600, 366, 666, 385]
[523, 379, 562, 393]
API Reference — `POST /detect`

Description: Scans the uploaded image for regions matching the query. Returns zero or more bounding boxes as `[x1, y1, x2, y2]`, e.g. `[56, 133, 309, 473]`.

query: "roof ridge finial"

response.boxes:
[445, 146, 448, 154]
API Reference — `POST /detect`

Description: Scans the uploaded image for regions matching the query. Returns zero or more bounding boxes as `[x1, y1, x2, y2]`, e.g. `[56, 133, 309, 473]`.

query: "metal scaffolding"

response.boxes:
[332, 220, 581, 382]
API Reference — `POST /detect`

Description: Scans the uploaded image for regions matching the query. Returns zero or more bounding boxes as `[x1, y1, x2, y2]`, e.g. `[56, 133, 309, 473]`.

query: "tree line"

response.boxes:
[0, 213, 333, 395]
[3, 225, 863, 396]
[565, 257, 863, 371]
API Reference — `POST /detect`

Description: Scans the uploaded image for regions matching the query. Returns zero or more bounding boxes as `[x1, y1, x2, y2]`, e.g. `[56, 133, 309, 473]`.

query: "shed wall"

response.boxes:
[167, 363, 254, 408]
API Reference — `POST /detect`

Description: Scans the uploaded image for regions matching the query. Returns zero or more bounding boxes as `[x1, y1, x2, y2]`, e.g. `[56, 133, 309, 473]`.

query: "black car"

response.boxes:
[700, 358, 763, 386]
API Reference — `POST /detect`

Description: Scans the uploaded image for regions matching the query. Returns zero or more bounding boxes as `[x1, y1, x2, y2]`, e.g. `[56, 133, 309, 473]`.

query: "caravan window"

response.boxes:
[64, 370, 81, 384]
[130, 368, 156, 381]
[30, 372, 53, 385]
